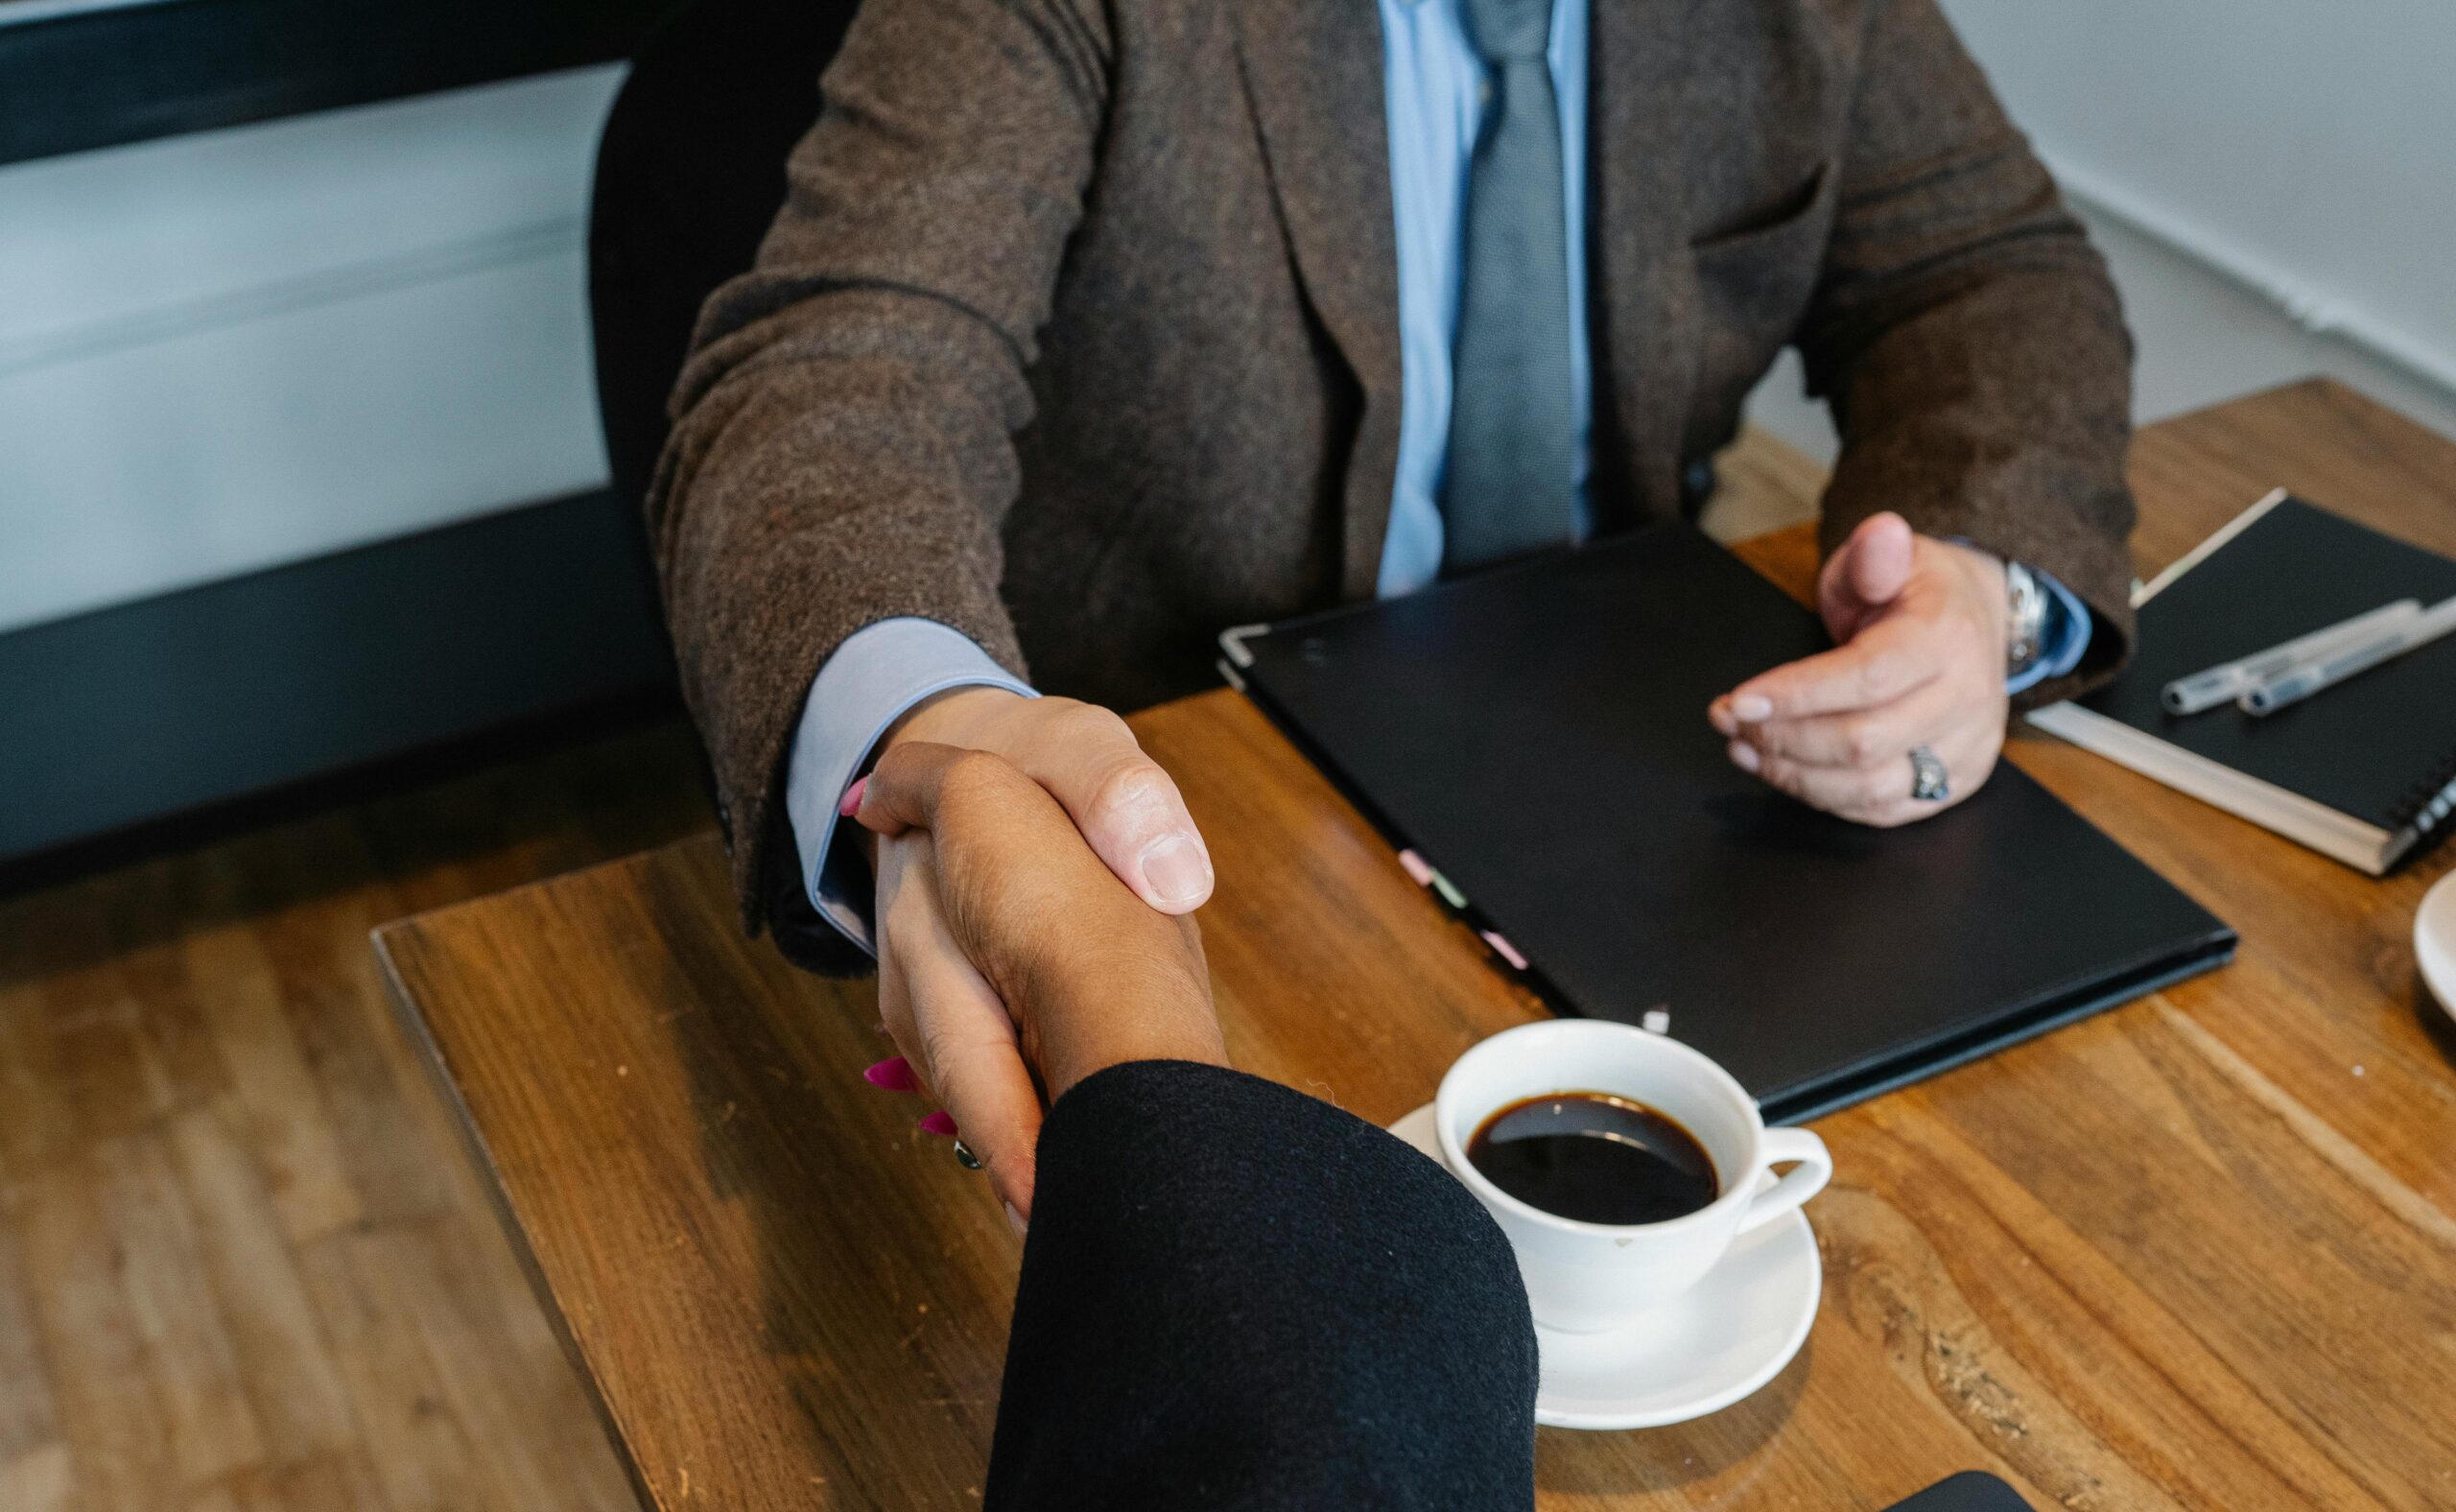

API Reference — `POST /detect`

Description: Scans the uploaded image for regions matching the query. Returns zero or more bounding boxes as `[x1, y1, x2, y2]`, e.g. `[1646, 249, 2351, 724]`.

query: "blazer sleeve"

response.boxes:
[987, 1061, 1539, 1511]
[646, 0, 1111, 938]
[1798, 0, 2138, 708]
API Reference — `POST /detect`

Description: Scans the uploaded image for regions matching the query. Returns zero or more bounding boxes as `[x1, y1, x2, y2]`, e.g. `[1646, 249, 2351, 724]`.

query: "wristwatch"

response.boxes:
[2003, 559, 2047, 677]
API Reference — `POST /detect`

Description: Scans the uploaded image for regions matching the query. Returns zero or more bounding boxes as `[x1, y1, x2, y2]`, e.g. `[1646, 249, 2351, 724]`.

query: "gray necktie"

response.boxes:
[1441, 0, 1576, 575]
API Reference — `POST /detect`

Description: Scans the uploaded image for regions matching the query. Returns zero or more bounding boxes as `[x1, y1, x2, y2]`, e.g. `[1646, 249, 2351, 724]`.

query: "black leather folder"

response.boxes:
[1222, 525, 2235, 1122]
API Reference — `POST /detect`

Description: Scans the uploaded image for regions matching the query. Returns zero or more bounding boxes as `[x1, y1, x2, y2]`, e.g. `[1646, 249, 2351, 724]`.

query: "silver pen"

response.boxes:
[2161, 599, 2422, 715]
[2240, 596, 2456, 716]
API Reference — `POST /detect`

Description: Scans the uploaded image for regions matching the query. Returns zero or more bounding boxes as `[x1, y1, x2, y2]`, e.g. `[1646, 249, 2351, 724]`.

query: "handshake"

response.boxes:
[844, 740, 1229, 1228]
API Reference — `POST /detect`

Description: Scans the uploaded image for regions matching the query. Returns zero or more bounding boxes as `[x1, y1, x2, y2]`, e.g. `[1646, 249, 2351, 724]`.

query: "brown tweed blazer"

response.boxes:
[649, 0, 2138, 943]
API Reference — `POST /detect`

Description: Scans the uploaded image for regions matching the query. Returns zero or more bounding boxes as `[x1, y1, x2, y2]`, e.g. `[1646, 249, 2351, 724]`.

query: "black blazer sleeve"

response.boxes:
[986, 1061, 1538, 1511]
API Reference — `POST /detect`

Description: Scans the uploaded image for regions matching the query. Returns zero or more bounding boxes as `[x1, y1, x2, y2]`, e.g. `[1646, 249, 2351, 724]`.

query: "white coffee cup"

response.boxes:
[1435, 1019, 1832, 1334]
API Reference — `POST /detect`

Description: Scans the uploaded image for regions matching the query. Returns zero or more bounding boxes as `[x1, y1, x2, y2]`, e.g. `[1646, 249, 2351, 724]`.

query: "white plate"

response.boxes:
[1388, 1103, 1821, 1431]
[2419, 870, 2456, 1025]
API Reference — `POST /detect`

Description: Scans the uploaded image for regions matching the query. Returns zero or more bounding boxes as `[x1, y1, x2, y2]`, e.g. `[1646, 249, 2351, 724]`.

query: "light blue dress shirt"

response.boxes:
[784, 0, 2089, 952]
[1378, 0, 1591, 595]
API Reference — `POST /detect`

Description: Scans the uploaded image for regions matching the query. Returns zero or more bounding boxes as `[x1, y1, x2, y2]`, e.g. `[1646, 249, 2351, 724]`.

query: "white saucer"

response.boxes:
[1389, 1102, 1820, 1431]
[2419, 871, 2456, 1025]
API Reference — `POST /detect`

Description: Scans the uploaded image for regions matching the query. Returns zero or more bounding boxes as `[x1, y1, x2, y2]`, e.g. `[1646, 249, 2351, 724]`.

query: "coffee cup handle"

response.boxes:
[1735, 1127, 1832, 1236]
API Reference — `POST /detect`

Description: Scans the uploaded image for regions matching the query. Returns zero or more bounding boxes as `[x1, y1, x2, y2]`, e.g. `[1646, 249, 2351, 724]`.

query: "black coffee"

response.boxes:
[1465, 1092, 1719, 1225]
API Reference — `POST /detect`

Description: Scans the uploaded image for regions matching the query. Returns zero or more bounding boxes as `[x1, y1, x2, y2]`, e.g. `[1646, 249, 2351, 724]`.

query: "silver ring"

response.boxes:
[952, 1138, 984, 1171]
[1908, 744, 1950, 804]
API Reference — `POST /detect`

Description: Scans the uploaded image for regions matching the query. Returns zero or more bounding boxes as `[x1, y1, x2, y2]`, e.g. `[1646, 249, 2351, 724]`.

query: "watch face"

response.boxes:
[2004, 563, 2045, 673]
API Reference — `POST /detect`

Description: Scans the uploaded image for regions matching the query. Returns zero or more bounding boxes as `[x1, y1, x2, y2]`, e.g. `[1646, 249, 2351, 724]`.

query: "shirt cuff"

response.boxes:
[782, 618, 1037, 957]
[2005, 568, 2092, 696]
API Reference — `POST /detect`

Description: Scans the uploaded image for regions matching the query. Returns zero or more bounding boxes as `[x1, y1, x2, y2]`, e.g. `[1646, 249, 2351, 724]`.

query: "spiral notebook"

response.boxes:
[1219, 524, 2233, 1123]
[2029, 491, 2456, 874]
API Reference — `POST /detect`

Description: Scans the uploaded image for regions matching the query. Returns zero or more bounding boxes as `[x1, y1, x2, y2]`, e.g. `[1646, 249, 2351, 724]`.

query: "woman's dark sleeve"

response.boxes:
[985, 1061, 1538, 1511]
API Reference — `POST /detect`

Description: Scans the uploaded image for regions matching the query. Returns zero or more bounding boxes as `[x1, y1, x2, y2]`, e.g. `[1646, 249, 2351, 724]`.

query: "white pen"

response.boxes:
[2161, 599, 2422, 715]
[2240, 595, 2456, 716]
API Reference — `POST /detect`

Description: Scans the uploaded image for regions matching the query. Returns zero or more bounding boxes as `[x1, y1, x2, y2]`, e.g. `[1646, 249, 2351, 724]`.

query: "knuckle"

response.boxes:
[914, 1025, 963, 1090]
[1849, 769, 1898, 817]
[1051, 698, 1134, 746]
[870, 739, 926, 786]
[1759, 755, 1804, 796]
[916, 1009, 999, 1079]
[1855, 653, 1901, 703]
[1087, 752, 1175, 824]
[940, 747, 1024, 802]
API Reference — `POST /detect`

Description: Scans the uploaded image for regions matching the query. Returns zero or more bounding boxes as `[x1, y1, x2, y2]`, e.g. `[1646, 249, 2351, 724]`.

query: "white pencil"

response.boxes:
[2240, 596, 2456, 716]
[2161, 599, 2423, 715]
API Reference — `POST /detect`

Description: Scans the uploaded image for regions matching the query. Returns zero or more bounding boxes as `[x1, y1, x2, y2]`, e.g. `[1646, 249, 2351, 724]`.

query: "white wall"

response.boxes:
[1948, 0, 2456, 400]
[1751, 1, 2456, 465]
[0, 66, 624, 634]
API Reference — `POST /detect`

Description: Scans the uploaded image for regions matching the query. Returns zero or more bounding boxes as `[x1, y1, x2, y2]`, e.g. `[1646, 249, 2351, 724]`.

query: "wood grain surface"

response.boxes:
[378, 381, 2456, 1511]
[0, 721, 713, 1512]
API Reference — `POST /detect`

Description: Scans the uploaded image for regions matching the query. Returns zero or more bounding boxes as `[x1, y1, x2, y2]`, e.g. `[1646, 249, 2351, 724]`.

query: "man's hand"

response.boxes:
[888, 687, 1215, 910]
[850, 744, 1227, 1227]
[1709, 511, 2010, 826]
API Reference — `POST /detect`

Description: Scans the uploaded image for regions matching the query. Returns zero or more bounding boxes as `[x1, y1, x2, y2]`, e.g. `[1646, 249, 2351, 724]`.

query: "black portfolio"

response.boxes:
[1223, 525, 2234, 1122]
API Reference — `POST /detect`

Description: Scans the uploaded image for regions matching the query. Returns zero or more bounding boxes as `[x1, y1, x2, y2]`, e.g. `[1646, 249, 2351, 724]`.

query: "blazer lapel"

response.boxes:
[1232, 0, 1404, 599]
[1587, 0, 1708, 531]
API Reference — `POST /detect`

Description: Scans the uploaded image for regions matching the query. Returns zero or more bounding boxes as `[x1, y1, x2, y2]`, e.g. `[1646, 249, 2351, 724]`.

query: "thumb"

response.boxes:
[1821, 511, 1916, 636]
[1010, 703, 1215, 915]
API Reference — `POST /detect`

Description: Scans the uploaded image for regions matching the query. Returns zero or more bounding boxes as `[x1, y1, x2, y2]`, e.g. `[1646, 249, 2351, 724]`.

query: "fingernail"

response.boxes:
[1004, 1201, 1027, 1240]
[1139, 833, 1212, 907]
[917, 1110, 957, 1137]
[862, 1056, 919, 1092]
[1728, 741, 1762, 774]
[838, 776, 867, 818]
[1731, 694, 1774, 721]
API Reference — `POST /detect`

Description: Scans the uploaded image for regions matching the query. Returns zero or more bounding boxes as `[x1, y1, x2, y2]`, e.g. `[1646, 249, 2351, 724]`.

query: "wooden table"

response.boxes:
[377, 380, 2456, 1511]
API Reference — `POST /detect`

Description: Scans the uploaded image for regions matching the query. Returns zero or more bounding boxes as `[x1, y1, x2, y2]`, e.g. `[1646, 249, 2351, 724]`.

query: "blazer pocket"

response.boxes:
[1688, 160, 1837, 333]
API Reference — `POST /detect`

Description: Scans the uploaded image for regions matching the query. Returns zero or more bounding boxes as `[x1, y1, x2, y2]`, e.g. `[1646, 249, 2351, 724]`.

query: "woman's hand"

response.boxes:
[849, 743, 1227, 1227]
[1709, 511, 2010, 826]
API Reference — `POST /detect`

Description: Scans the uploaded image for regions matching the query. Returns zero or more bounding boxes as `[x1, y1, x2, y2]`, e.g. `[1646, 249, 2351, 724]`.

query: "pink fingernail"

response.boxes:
[838, 776, 868, 818]
[1729, 741, 1762, 774]
[917, 1110, 958, 1138]
[863, 1056, 920, 1092]
[1731, 694, 1774, 722]
[1004, 1201, 1027, 1240]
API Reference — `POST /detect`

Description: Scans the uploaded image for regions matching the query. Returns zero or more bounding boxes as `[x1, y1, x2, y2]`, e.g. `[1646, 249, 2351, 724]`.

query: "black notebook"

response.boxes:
[1220, 524, 2234, 1122]
[1884, 1474, 2034, 1512]
[2029, 492, 2456, 874]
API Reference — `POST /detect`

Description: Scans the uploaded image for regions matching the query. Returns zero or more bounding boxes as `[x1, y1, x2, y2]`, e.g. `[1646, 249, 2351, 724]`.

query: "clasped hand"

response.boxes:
[849, 741, 1225, 1227]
